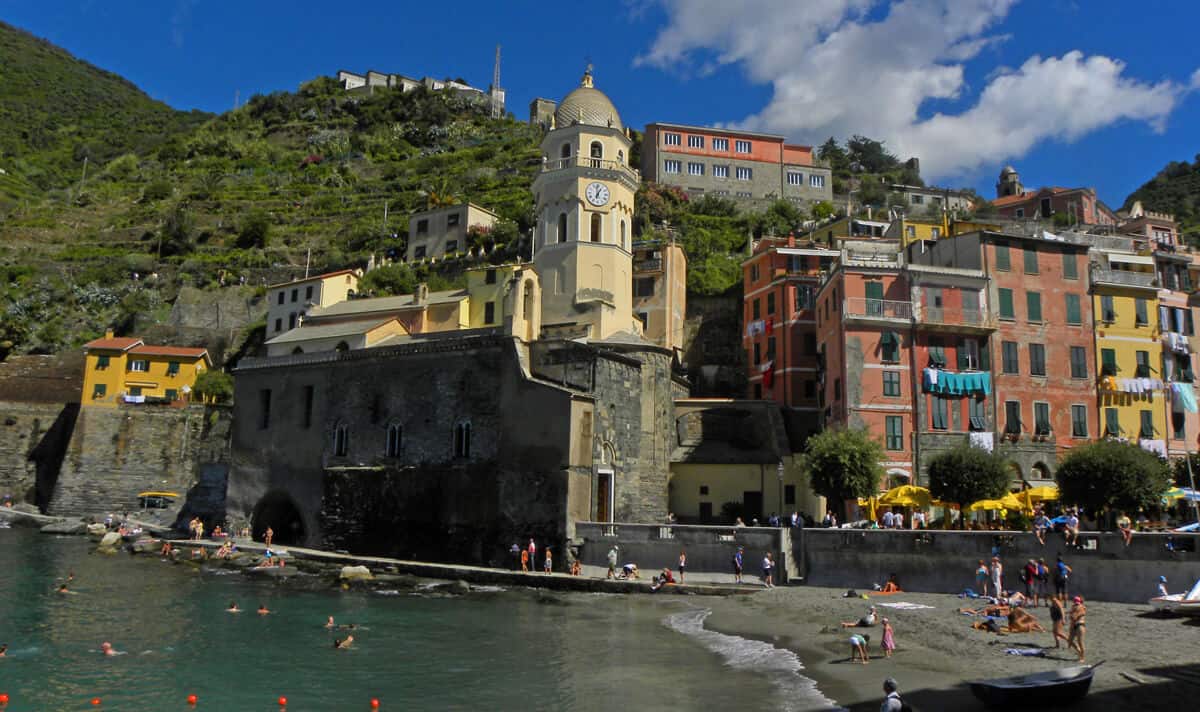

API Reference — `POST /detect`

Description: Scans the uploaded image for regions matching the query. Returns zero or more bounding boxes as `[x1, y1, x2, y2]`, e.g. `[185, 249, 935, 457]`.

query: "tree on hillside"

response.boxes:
[847, 135, 899, 174]
[192, 370, 234, 404]
[817, 137, 849, 174]
[236, 210, 272, 249]
[158, 203, 195, 257]
[801, 428, 883, 519]
[1056, 440, 1172, 513]
[928, 445, 1010, 526]
[758, 200, 805, 237]
[810, 200, 836, 221]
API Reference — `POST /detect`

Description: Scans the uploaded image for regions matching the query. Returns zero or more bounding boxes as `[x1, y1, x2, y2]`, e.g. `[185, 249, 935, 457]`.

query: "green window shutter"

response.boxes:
[1070, 346, 1087, 379]
[1105, 408, 1120, 436]
[1034, 403, 1050, 434]
[1023, 248, 1039, 274]
[1136, 350, 1151, 377]
[886, 416, 903, 450]
[1101, 295, 1115, 321]
[1135, 299, 1148, 326]
[1101, 348, 1117, 376]
[995, 244, 1010, 271]
[1062, 252, 1078, 279]
[998, 288, 1014, 319]
[979, 340, 991, 371]
[1071, 405, 1087, 437]
[1065, 294, 1081, 325]
[931, 396, 947, 430]
[1026, 291, 1042, 322]
[1029, 344, 1046, 376]
[957, 340, 970, 370]
[881, 331, 899, 363]
[1140, 410, 1154, 438]
[1002, 341, 1019, 374]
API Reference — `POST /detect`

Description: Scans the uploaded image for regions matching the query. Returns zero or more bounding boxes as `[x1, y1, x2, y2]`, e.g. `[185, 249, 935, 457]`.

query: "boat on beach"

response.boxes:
[969, 663, 1101, 708]
[1150, 577, 1200, 615]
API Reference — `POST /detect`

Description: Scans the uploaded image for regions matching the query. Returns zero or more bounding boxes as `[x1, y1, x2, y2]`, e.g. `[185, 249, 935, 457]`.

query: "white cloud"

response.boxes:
[638, 0, 1194, 180]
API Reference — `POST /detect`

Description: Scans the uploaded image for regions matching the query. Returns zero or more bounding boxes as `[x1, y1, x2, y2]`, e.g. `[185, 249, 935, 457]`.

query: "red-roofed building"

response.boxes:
[991, 165, 1116, 226]
[82, 330, 212, 407]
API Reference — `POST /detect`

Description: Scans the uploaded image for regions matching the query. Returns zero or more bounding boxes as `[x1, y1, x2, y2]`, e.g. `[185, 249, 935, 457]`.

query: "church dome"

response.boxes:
[1000, 165, 1018, 176]
[554, 68, 623, 131]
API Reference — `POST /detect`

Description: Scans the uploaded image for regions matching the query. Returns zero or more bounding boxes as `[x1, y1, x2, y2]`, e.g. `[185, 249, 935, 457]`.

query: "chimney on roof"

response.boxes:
[104, 328, 114, 339]
[415, 283, 429, 305]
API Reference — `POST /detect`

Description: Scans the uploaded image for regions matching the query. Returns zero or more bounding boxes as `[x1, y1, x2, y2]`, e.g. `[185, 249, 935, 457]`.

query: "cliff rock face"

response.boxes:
[47, 405, 232, 518]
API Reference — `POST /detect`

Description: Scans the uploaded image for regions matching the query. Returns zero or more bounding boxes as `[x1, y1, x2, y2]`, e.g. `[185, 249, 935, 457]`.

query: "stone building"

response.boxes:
[632, 238, 688, 358]
[641, 122, 833, 209]
[406, 203, 499, 262]
[229, 69, 688, 566]
[266, 269, 360, 339]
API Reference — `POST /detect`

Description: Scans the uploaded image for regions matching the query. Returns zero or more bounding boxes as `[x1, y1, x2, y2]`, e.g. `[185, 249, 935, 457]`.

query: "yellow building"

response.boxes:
[82, 330, 210, 407]
[266, 269, 360, 339]
[886, 215, 948, 247]
[531, 66, 643, 341]
[1092, 250, 1166, 444]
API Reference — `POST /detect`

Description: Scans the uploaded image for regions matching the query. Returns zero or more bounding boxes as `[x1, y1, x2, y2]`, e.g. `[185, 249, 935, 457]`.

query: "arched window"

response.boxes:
[617, 150, 624, 164]
[291, 347, 304, 355]
[560, 143, 571, 159]
[334, 423, 349, 457]
[454, 421, 471, 458]
[590, 213, 602, 242]
[590, 141, 603, 167]
[558, 213, 568, 243]
[335, 341, 349, 353]
[620, 220, 627, 250]
[385, 422, 402, 457]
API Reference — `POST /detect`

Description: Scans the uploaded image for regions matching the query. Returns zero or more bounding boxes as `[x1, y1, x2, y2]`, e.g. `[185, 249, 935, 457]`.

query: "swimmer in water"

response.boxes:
[56, 583, 73, 595]
[100, 642, 119, 656]
[257, 604, 270, 615]
[0, 643, 7, 657]
[334, 635, 354, 650]
[226, 601, 241, 613]
[325, 616, 335, 628]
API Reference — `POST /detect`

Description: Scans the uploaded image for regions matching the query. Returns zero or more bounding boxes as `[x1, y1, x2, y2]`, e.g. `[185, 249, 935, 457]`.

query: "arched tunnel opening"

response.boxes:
[251, 491, 307, 546]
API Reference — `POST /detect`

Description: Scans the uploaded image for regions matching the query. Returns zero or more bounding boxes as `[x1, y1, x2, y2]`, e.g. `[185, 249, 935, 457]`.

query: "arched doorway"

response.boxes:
[251, 491, 307, 545]
[1031, 462, 1051, 481]
[596, 442, 616, 523]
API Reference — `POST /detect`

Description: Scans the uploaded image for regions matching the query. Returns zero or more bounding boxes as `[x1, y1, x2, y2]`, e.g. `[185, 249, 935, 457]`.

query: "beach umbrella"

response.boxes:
[1025, 485, 1059, 502]
[878, 485, 933, 508]
[857, 496, 879, 521]
[1164, 487, 1200, 502]
[967, 499, 1007, 511]
[999, 491, 1034, 514]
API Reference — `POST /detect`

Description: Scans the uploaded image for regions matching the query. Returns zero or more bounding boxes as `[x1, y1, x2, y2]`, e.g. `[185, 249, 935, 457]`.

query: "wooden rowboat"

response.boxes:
[969, 662, 1101, 708]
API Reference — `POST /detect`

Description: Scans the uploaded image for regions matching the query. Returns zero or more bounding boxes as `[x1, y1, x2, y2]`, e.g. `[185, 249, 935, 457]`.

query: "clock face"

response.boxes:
[585, 182, 610, 207]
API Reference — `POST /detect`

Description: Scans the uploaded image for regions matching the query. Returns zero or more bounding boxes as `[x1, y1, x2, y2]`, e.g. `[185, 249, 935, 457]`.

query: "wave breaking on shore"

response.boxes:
[664, 608, 846, 712]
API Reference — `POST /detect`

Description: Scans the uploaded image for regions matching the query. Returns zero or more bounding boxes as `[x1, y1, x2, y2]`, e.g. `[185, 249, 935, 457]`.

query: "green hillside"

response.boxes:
[1124, 154, 1200, 243]
[0, 21, 210, 202]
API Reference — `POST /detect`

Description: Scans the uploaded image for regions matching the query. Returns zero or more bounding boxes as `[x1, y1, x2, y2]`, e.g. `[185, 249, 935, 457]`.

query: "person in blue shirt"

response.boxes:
[1055, 555, 1072, 599]
[732, 547, 744, 584]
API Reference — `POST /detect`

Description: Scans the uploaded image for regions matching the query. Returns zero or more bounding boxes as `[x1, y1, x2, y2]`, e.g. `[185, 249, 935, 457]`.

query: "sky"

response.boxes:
[4, 0, 1199, 206]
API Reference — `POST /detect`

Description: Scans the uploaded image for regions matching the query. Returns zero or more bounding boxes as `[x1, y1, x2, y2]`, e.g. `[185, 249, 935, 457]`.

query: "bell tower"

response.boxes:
[532, 67, 640, 340]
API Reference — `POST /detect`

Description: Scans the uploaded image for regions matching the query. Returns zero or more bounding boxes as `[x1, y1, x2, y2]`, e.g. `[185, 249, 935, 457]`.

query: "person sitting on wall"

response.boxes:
[651, 568, 676, 592]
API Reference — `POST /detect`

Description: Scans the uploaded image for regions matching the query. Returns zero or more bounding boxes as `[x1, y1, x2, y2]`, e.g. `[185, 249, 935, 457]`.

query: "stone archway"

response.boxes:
[251, 490, 307, 545]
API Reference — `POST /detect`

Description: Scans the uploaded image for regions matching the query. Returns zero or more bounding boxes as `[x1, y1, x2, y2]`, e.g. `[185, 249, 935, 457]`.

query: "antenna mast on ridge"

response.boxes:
[490, 44, 503, 119]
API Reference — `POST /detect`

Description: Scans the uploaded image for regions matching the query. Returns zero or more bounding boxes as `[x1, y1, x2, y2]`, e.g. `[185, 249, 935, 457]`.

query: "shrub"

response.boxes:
[801, 427, 884, 519]
[192, 370, 234, 404]
[928, 444, 1010, 520]
[1056, 440, 1171, 513]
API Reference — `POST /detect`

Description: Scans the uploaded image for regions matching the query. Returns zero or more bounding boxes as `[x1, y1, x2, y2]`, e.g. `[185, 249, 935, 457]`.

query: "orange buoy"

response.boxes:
[0, 692, 9, 705]
[278, 696, 288, 707]
[187, 693, 198, 705]
[91, 698, 102, 706]
[371, 699, 380, 709]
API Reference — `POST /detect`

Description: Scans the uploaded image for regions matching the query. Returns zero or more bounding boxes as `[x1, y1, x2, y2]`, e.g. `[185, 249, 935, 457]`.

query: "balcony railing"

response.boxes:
[541, 156, 640, 182]
[844, 298, 912, 320]
[634, 258, 663, 273]
[917, 306, 997, 329]
[1091, 268, 1157, 289]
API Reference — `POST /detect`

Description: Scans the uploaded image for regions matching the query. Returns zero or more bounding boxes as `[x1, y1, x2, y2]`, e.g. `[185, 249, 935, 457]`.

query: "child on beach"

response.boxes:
[520, 548, 529, 573]
[849, 634, 870, 664]
[880, 618, 895, 658]
[761, 552, 775, 588]
[543, 548, 552, 574]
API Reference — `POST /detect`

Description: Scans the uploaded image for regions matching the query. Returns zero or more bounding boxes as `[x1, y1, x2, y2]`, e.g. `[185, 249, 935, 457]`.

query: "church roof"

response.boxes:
[554, 68, 623, 131]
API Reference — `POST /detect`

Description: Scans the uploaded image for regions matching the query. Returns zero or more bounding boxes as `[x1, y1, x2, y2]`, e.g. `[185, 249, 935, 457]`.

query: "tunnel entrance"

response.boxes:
[251, 491, 307, 545]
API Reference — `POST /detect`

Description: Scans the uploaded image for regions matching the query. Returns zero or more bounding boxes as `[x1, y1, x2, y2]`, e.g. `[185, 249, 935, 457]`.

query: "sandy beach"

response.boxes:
[703, 585, 1200, 710]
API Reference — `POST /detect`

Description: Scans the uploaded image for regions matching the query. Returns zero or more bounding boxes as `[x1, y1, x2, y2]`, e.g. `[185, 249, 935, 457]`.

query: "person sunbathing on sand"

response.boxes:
[1005, 607, 1045, 633]
[841, 607, 878, 628]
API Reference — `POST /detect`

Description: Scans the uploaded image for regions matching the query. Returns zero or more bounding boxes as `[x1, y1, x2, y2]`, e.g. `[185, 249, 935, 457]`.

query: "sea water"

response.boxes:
[0, 528, 839, 710]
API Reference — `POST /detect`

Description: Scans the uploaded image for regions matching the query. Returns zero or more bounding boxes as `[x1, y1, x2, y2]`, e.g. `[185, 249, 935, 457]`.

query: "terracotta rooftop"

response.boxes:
[992, 186, 1076, 208]
[128, 345, 210, 360]
[267, 269, 358, 289]
[82, 336, 143, 352]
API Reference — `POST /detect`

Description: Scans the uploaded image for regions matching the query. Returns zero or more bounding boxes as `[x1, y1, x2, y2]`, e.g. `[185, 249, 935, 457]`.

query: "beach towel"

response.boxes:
[877, 602, 935, 610]
[960, 589, 981, 598]
[1005, 648, 1046, 657]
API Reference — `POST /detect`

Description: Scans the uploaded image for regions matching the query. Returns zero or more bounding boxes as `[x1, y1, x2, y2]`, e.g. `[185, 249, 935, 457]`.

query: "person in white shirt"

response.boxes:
[894, 512, 904, 529]
[882, 510, 895, 528]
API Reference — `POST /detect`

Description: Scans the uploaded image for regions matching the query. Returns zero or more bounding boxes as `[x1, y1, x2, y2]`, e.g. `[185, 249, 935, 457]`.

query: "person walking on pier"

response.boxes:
[527, 539, 537, 573]
[606, 546, 618, 579]
[678, 550, 687, 583]
[543, 548, 553, 574]
[733, 546, 744, 584]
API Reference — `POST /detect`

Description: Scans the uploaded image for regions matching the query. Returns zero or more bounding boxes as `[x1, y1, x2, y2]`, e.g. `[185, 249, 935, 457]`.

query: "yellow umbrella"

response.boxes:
[999, 492, 1033, 513]
[1025, 486, 1058, 502]
[878, 485, 933, 508]
[968, 499, 1007, 511]
[857, 496, 879, 521]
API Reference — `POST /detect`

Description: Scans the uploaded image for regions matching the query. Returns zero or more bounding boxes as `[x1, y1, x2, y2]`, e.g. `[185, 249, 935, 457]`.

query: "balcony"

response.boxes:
[1091, 268, 1158, 290]
[915, 306, 997, 332]
[540, 156, 640, 184]
[634, 258, 663, 273]
[843, 298, 912, 322]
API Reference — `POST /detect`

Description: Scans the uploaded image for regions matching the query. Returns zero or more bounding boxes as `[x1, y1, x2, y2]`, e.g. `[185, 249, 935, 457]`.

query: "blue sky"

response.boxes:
[4, 0, 1198, 206]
